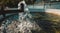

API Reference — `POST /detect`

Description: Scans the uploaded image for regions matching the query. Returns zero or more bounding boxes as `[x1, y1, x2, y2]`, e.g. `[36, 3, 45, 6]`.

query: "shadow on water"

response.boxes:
[31, 12, 56, 33]
[36, 20, 55, 33]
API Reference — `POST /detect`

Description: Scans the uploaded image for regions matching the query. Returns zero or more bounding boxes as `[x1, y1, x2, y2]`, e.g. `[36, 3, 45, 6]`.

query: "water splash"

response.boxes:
[0, 10, 41, 33]
[0, 12, 41, 33]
